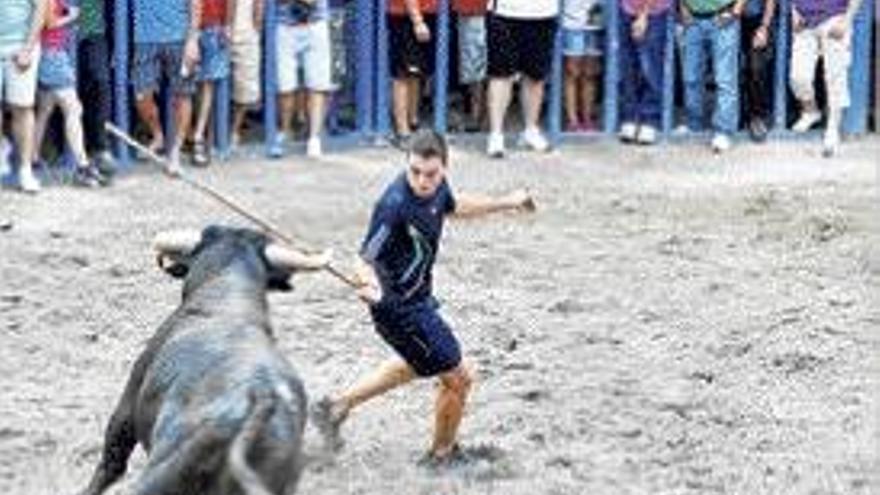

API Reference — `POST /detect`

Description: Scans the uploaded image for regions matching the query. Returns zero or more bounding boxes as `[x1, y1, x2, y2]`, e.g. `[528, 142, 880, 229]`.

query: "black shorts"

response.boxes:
[370, 299, 461, 377]
[388, 14, 437, 79]
[487, 13, 557, 81]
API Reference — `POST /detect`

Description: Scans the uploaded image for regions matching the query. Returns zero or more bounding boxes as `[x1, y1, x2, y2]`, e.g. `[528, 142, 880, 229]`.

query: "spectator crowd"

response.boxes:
[0, 0, 870, 194]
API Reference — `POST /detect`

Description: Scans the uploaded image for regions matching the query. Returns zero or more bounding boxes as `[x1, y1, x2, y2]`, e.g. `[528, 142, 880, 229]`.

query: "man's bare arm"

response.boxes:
[451, 189, 536, 220]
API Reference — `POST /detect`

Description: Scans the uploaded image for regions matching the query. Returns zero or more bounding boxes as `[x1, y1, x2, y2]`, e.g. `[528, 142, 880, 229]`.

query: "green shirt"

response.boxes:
[79, 0, 106, 38]
[684, 0, 735, 15]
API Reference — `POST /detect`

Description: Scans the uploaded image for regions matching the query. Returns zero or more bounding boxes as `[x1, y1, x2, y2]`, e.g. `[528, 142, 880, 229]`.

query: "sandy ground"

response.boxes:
[0, 137, 878, 495]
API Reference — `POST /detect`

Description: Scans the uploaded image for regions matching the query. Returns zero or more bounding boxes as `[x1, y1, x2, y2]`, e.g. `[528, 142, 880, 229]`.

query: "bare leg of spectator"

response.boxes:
[307, 90, 326, 157]
[232, 105, 247, 147]
[32, 92, 56, 164]
[135, 93, 165, 153]
[279, 92, 296, 141]
[581, 57, 600, 129]
[193, 81, 215, 165]
[467, 82, 485, 131]
[12, 105, 39, 192]
[486, 77, 514, 157]
[407, 77, 420, 129]
[564, 57, 583, 130]
[56, 89, 91, 167]
[393, 78, 412, 138]
[522, 77, 545, 133]
[169, 94, 193, 171]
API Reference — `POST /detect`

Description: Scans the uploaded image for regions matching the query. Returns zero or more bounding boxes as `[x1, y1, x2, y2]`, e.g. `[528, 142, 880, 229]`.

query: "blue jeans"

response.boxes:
[680, 16, 741, 134]
[619, 11, 668, 128]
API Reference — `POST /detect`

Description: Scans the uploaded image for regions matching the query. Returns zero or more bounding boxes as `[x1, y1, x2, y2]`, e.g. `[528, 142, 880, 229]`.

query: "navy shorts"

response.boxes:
[132, 42, 196, 96]
[370, 299, 461, 377]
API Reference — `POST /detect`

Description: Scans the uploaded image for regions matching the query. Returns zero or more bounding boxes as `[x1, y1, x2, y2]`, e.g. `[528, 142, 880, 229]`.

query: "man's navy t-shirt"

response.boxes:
[360, 172, 457, 306]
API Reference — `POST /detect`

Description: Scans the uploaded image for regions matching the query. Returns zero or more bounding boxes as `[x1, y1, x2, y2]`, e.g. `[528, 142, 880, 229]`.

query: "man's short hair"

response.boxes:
[409, 129, 448, 166]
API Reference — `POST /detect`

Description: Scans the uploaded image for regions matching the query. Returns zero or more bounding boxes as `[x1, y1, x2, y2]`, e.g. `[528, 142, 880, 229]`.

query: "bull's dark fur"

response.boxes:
[78, 226, 307, 495]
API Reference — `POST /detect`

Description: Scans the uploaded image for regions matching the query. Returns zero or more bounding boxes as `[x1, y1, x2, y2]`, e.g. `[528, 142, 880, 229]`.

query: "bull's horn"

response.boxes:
[153, 230, 202, 254]
[265, 244, 331, 271]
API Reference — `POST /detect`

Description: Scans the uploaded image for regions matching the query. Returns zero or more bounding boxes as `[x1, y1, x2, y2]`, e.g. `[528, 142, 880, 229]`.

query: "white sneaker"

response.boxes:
[711, 133, 732, 154]
[792, 111, 822, 133]
[822, 130, 840, 158]
[518, 127, 550, 152]
[18, 168, 41, 193]
[487, 133, 505, 158]
[636, 125, 657, 145]
[673, 124, 690, 136]
[0, 139, 10, 177]
[165, 148, 183, 177]
[306, 137, 323, 158]
[619, 122, 638, 142]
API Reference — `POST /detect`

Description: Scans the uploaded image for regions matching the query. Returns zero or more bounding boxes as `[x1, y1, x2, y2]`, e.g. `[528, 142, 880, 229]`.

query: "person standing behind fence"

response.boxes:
[454, 0, 488, 132]
[190, 0, 232, 166]
[562, 0, 603, 133]
[131, 0, 201, 175]
[0, 0, 47, 193]
[679, 0, 744, 153]
[739, 0, 775, 142]
[485, 0, 559, 158]
[275, 0, 336, 158]
[76, 0, 116, 176]
[33, 0, 109, 187]
[789, 0, 862, 157]
[618, 0, 671, 145]
[231, 0, 263, 148]
[387, 0, 438, 148]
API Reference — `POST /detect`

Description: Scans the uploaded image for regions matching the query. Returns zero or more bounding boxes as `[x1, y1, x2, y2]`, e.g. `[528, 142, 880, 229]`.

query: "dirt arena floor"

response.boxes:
[1, 137, 878, 495]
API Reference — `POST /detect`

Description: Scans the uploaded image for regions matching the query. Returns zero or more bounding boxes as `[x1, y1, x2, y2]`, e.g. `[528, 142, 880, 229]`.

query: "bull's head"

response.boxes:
[152, 226, 324, 293]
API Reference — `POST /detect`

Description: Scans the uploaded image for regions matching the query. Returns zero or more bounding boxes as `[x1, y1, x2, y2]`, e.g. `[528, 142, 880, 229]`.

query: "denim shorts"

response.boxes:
[38, 49, 77, 90]
[197, 26, 231, 82]
[563, 28, 604, 57]
[458, 15, 487, 84]
[132, 41, 196, 96]
[370, 298, 462, 377]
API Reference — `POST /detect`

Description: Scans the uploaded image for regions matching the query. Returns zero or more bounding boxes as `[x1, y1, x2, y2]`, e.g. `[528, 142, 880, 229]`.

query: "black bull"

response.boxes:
[78, 227, 309, 495]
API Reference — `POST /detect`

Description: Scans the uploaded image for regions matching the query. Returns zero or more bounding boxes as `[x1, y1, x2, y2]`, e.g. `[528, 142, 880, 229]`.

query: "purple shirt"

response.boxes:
[621, 0, 673, 16]
[792, 0, 849, 27]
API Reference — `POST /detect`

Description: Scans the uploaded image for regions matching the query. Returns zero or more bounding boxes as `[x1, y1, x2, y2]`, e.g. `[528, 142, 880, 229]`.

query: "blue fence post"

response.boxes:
[661, 11, 676, 135]
[264, 0, 280, 157]
[112, 0, 130, 166]
[843, 0, 873, 134]
[433, 0, 451, 133]
[355, 0, 375, 134]
[602, 0, 620, 134]
[214, 76, 231, 160]
[773, 0, 790, 131]
[375, 0, 391, 137]
[547, 2, 564, 143]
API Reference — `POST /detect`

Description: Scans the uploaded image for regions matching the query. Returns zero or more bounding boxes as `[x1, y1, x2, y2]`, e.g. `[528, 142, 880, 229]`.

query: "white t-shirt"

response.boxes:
[562, 0, 599, 29]
[490, 0, 559, 19]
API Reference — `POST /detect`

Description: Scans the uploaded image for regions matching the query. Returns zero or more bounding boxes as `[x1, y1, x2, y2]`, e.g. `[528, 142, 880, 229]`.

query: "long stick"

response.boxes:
[106, 123, 361, 289]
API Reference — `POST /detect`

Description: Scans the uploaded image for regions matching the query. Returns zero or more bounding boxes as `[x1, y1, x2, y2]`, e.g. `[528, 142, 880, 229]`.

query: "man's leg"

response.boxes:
[487, 77, 514, 136]
[407, 77, 420, 129]
[171, 93, 193, 166]
[429, 362, 473, 458]
[710, 18, 741, 137]
[193, 82, 214, 145]
[32, 91, 56, 163]
[312, 358, 416, 449]
[12, 105, 39, 190]
[521, 76, 546, 132]
[306, 90, 327, 156]
[681, 20, 707, 131]
[789, 27, 821, 129]
[564, 56, 583, 129]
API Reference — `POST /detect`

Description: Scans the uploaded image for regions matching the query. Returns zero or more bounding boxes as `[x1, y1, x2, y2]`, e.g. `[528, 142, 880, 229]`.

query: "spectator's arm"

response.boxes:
[189, 0, 203, 35]
[52, 5, 80, 28]
[845, 0, 863, 23]
[27, 0, 49, 48]
[254, 0, 264, 29]
[405, 0, 424, 23]
[760, 0, 776, 27]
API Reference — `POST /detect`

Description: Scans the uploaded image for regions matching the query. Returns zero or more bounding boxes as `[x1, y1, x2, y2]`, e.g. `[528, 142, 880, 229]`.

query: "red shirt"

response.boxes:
[202, 0, 228, 27]
[453, 0, 486, 15]
[388, 0, 437, 16]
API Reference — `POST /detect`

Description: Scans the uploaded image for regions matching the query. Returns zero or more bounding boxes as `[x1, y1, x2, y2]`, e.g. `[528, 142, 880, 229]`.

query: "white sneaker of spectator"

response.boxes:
[618, 122, 638, 143]
[487, 133, 505, 158]
[711, 133, 732, 154]
[821, 130, 840, 158]
[636, 125, 657, 145]
[792, 110, 821, 133]
[673, 124, 690, 136]
[18, 167, 41, 194]
[0, 138, 10, 178]
[165, 148, 184, 177]
[306, 137, 323, 158]
[518, 127, 550, 152]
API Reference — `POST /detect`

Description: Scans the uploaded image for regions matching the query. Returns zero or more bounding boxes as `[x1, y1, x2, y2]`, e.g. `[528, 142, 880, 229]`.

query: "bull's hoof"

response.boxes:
[310, 397, 346, 453]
